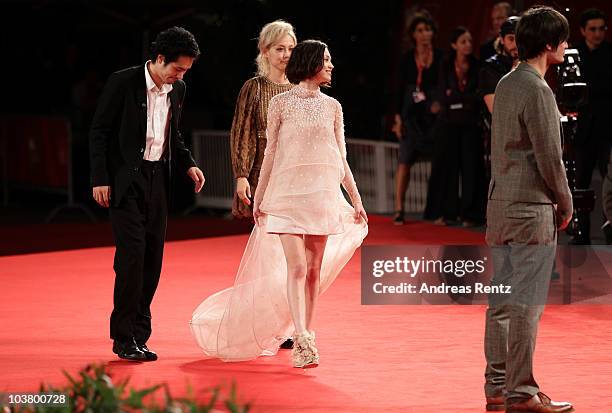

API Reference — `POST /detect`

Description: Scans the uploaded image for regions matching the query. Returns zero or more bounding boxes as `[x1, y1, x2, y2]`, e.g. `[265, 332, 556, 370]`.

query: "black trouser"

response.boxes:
[424, 121, 485, 221]
[109, 160, 168, 344]
[574, 131, 611, 241]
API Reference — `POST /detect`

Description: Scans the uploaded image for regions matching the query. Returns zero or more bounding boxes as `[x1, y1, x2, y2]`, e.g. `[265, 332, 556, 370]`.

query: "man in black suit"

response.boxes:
[90, 27, 205, 361]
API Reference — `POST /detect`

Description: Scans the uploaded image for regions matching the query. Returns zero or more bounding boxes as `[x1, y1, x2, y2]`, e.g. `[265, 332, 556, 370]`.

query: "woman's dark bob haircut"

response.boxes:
[516, 6, 569, 60]
[286, 39, 328, 84]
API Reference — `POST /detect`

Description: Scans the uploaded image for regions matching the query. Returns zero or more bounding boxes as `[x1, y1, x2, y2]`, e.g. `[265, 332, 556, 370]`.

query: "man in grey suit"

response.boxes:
[484, 6, 574, 413]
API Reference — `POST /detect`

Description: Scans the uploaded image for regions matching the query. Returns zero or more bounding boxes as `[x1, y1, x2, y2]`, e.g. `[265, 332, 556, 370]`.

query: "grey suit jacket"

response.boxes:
[488, 62, 572, 213]
[604, 151, 612, 222]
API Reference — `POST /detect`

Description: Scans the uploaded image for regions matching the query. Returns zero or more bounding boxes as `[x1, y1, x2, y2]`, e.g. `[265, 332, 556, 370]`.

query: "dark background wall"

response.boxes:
[1, 0, 610, 212]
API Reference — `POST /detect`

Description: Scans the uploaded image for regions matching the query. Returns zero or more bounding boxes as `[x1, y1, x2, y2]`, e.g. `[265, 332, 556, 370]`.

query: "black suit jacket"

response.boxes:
[89, 64, 197, 206]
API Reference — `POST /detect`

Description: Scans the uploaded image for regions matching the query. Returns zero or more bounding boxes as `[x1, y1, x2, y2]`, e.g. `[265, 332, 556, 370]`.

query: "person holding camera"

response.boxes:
[478, 16, 520, 184]
[573, 8, 612, 244]
[479, 16, 520, 118]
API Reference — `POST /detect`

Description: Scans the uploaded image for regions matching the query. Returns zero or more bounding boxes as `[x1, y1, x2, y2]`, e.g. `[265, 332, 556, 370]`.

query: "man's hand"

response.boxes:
[93, 186, 111, 208]
[556, 207, 572, 231]
[236, 177, 252, 206]
[188, 167, 205, 193]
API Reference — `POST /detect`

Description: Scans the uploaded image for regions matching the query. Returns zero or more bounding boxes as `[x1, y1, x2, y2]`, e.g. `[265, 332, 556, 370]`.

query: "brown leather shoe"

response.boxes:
[486, 395, 505, 411]
[506, 392, 573, 413]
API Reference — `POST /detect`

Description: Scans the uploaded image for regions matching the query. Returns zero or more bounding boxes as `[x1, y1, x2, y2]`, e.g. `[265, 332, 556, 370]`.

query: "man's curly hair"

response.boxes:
[150, 26, 200, 64]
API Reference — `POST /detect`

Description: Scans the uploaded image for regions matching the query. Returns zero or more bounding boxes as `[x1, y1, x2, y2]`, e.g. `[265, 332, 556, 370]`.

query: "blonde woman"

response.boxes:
[231, 20, 296, 219]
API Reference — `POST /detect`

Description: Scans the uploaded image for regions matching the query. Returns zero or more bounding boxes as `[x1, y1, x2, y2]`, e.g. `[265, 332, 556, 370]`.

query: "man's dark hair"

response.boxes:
[150, 26, 200, 64]
[406, 11, 437, 46]
[516, 6, 569, 60]
[286, 40, 327, 84]
[500, 15, 520, 37]
[496, 16, 520, 54]
[580, 8, 607, 28]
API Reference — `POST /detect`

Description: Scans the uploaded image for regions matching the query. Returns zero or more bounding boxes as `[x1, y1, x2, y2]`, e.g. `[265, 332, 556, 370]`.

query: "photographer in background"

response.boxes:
[479, 16, 520, 117]
[574, 8, 612, 244]
[478, 16, 520, 189]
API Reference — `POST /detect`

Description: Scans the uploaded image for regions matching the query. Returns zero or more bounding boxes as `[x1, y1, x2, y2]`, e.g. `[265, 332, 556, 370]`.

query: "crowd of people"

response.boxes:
[392, 2, 612, 246]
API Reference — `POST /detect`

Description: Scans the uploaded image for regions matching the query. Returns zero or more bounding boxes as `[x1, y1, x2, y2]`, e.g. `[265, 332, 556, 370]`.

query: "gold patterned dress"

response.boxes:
[230, 76, 293, 218]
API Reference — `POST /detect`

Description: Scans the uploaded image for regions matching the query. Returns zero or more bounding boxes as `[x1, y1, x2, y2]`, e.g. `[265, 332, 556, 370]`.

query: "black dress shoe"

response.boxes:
[112, 338, 146, 361]
[280, 338, 294, 349]
[137, 343, 158, 361]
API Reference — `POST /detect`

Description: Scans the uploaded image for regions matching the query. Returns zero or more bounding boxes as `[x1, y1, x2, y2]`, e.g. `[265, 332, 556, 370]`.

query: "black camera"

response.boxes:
[556, 48, 588, 112]
[556, 49, 595, 240]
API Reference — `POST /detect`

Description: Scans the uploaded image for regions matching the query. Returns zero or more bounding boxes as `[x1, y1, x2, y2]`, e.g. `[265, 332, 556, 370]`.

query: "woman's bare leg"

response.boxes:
[395, 163, 411, 212]
[303, 235, 328, 331]
[278, 234, 308, 335]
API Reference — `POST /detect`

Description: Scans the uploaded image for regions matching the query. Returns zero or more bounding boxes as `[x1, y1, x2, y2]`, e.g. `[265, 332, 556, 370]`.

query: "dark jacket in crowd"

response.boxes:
[576, 40, 612, 144]
[436, 54, 481, 124]
[397, 48, 444, 128]
[396, 48, 444, 157]
[480, 38, 497, 61]
[478, 53, 514, 127]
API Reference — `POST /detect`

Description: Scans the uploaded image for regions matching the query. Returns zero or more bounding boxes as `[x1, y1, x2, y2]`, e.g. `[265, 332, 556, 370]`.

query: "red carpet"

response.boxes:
[0, 215, 611, 412]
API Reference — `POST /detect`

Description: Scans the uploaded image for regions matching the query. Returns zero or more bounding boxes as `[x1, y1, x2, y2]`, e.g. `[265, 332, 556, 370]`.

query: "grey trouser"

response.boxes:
[484, 200, 557, 403]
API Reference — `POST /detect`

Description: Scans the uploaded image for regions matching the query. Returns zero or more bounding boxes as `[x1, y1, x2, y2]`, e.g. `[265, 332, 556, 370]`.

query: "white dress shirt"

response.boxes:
[144, 61, 172, 161]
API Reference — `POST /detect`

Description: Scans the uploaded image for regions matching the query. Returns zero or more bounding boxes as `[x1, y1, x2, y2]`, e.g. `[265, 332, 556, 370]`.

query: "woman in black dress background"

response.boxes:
[424, 26, 485, 226]
[392, 11, 443, 225]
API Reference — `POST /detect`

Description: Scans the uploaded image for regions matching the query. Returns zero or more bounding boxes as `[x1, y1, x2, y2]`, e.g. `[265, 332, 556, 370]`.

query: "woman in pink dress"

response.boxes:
[190, 40, 368, 368]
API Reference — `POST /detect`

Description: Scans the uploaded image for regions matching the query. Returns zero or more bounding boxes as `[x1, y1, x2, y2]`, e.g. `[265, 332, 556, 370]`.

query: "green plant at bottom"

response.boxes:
[1, 363, 250, 413]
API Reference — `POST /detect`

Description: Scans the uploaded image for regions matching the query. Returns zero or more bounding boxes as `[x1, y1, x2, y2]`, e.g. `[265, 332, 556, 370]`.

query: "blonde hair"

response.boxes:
[255, 20, 297, 77]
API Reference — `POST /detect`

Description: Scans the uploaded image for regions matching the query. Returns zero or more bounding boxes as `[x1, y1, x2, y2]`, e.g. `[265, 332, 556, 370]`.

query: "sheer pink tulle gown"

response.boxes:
[190, 85, 368, 361]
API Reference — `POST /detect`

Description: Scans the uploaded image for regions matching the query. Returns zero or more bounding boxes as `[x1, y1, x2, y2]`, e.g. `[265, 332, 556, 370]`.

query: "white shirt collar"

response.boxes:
[144, 61, 173, 94]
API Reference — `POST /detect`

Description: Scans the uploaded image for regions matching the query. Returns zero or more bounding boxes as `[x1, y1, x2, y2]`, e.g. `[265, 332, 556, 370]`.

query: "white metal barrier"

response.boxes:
[190, 130, 233, 209]
[190, 130, 430, 214]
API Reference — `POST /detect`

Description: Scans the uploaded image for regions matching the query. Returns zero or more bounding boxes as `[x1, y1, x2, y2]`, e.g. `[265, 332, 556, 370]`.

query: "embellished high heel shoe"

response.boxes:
[291, 331, 319, 368]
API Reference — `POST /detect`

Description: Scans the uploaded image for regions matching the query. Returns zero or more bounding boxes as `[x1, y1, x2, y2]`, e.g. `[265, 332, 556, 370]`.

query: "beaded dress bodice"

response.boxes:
[253, 85, 362, 234]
